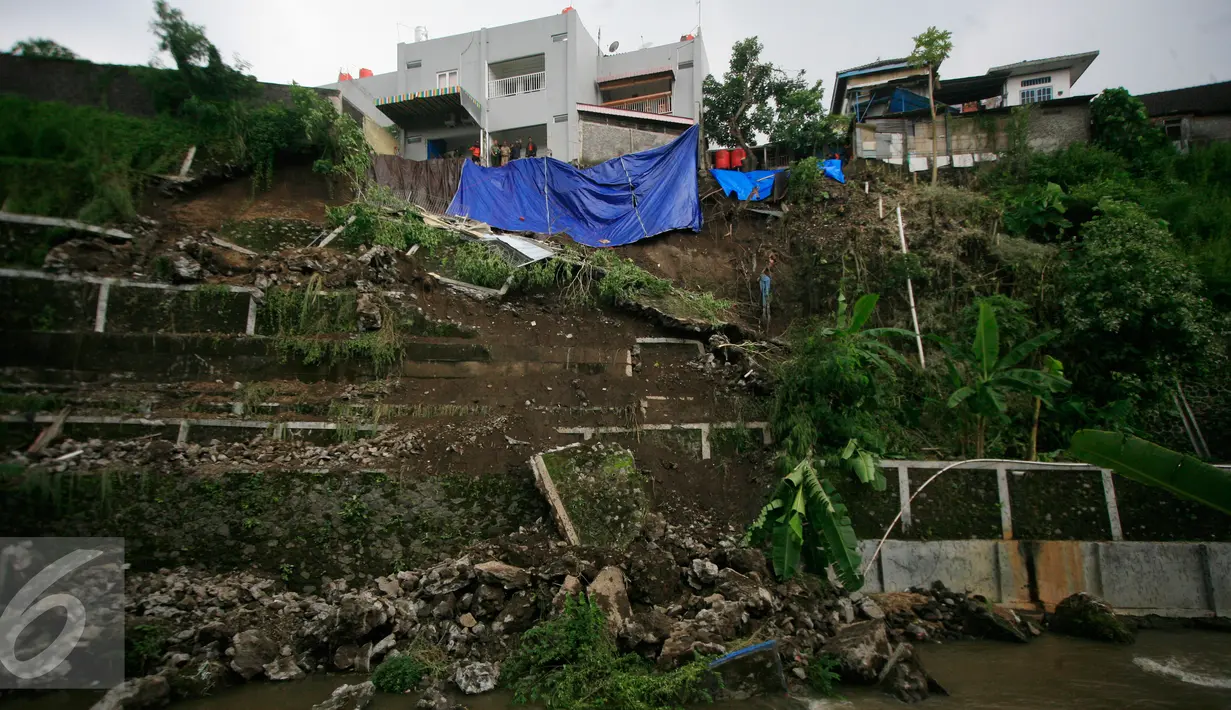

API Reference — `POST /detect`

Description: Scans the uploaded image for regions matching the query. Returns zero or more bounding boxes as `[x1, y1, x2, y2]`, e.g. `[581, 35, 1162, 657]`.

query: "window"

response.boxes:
[1021, 75, 1052, 87]
[1020, 86, 1052, 104]
[437, 70, 458, 89]
[406, 60, 422, 69]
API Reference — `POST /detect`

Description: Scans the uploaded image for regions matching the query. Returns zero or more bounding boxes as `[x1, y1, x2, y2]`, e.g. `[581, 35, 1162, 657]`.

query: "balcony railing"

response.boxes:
[488, 71, 545, 99]
[602, 92, 672, 115]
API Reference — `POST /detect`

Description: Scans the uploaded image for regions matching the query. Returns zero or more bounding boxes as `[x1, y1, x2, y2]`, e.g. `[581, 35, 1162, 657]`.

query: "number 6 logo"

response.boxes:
[0, 549, 103, 680]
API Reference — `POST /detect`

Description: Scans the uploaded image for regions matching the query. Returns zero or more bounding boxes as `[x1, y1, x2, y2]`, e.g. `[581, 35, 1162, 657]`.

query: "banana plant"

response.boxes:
[746, 456, 864, 590]
[930, 301, 1070, 457]
[1069, 430, 1231, 516]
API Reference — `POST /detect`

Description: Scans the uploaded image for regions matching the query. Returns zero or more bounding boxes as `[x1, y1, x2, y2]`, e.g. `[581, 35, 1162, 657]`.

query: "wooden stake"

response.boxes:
[897, 206, 926, 369]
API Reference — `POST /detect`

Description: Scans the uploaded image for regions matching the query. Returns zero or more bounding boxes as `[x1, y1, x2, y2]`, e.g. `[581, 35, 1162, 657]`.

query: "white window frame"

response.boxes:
[437, 70, 458, 90]
[1020, 85, 1053, 105]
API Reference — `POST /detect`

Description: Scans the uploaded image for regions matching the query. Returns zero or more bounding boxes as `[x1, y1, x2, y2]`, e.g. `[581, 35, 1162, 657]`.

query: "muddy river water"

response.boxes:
[13, 630, 1231, 710]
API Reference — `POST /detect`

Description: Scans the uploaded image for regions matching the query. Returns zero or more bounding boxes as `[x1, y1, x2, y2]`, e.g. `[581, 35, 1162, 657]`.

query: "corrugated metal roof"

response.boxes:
[836, 57, 912, 77]
[575, 103, 695, 125]
[1138, 81, 1231, 117]
[595, 66, 673, 84]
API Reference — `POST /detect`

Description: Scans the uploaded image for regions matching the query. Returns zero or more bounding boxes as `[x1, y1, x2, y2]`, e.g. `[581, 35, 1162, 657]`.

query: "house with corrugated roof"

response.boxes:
[1138, 81, 1231, 152]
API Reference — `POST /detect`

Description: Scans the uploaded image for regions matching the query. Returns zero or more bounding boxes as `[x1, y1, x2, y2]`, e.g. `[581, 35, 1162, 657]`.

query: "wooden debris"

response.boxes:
[0, 212, 134, 241]
[28, 407, 71, 454]
[210, 236, 257, 257]
[315, 215, 356, 248]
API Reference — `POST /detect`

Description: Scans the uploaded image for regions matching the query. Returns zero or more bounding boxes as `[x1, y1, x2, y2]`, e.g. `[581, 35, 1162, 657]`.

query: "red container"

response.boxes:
[731, 148, 746, 168]
[359, 68, 374, 78]
[714, 149, 730, 169]
[338, 72, 353, 82]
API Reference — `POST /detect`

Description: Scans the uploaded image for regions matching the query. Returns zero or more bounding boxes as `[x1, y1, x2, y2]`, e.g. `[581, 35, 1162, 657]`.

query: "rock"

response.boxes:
[459, 613, 478, 628]
[372, 634, 398, 658]
[622, 609, 674, 646]
[716, 568, 776, 615]
[658, 621, 725, 669]
[334, 643, 373, 672]
[496, 593, 538, 634]
[229, 629, 278, 680]
[552, 575, 583, 611]
[643, 513, 667, 541]
[44, 239, 123, 274]
[687, 559, 720, 589]
[90, 674, 170, 710]
[588, 566, 633, 634]
[837, 598, 856, 624]
[356, 293, 382, 331]
[375, 576, 401, 597]
[417, 686, 451, 710]
[627, 544, 680, 606]
[720, 548, 771, 580]
[474, 560, 531, 589]
[822, 620, 892, 683]
[1050, 593, 1134, 644]
[171, 255, 202, 282]
[879, 643, 946, 703]
[858, 596, 886, 621]
[263, 656, 305, 681]
[421, 557, 474, 596]
[454, 661, 499, 694]
[961, 599, 1030, 644]
[532, 443, 647, 549]
[311, 681, 375, 710]
[695, 599, 748, 639]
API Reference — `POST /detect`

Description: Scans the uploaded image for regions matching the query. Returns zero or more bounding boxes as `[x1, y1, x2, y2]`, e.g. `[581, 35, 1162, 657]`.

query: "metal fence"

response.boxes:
[488, 71, 545, 99]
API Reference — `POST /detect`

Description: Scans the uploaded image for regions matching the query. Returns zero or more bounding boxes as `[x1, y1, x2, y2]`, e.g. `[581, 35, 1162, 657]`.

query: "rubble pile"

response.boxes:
[105, 509, 1040, 709]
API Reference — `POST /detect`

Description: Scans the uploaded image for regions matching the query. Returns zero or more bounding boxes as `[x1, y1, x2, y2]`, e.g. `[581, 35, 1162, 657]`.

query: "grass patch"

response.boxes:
[503, 594, 717, 710]
[443, 241, 514, 289]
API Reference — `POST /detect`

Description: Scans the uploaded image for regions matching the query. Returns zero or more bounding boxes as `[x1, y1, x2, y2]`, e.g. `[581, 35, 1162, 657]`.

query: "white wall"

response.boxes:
[1005, 68, 1072, 106]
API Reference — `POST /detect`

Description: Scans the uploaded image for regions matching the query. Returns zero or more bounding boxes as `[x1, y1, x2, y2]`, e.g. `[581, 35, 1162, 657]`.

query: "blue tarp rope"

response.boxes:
[447, 125, 702, 247]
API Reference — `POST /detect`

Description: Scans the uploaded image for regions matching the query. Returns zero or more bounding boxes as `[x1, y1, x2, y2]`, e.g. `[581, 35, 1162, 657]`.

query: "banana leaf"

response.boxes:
[800, 471, 864, 590]
[1069, 429, 1231, 516]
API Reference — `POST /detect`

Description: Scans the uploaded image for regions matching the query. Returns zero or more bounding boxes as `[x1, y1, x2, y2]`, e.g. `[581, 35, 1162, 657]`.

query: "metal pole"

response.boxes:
[543, 156, 551, 235]
[897, 205, 926, 368]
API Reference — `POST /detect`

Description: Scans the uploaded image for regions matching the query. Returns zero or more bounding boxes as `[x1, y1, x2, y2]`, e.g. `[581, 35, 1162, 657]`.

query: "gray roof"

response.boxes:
[988, 51, 1099, 85]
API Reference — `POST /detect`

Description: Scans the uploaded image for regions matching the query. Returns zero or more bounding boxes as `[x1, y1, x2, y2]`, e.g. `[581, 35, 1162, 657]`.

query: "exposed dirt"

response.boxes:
[144, 162, 346, 230]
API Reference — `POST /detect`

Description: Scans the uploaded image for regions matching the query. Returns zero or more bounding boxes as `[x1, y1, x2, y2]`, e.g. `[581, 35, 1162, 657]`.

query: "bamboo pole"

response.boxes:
[897, 205, 926, 368]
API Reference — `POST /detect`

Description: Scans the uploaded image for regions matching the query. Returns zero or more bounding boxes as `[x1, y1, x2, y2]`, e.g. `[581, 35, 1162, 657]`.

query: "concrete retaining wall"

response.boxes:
[860, 539, 1231, 617]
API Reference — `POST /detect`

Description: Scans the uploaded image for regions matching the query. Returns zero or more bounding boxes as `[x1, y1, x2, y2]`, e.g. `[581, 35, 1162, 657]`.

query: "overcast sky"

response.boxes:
[2, 0, 1229, 99]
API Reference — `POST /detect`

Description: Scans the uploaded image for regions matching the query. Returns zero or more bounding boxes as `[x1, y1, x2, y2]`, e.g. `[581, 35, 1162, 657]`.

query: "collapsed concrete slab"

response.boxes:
[530, 442, 648, 550]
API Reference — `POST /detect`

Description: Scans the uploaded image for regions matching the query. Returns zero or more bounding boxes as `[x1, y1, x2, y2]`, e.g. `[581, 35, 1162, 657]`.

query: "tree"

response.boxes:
[931, 301, 1070, 457]
[770, 81, 848, 156]
[1090, 88, 1170, 167]
[149, 0, 252, 103]
[747, 456, 863, 588]
[703, 37, 808, 171]
[908, 26, 953, 186]
[9, 38, 78, 60]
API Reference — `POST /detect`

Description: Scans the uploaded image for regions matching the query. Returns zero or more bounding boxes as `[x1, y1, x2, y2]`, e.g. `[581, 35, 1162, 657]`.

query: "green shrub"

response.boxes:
[806, 655, 842, 697]
[446, 241, 513, 288]
[503, 595, 717, 710]
[371, 654, 428, 694]
[787, 157, 827, 204]
[596, 257, 670, 303]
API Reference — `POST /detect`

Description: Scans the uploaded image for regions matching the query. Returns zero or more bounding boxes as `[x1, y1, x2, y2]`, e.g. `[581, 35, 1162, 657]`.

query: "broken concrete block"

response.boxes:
[530, 442, 648, 550]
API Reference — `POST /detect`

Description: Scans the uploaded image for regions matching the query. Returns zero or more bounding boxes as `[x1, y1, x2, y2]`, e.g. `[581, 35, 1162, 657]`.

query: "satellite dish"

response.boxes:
[608, 41, 619, 52]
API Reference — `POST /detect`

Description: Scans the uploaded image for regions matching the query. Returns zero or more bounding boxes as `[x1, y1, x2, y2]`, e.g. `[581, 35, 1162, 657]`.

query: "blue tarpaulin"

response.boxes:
[710, 169, 781, 201]
[822, 158, 846, 184]
[446, 125, 701, 247]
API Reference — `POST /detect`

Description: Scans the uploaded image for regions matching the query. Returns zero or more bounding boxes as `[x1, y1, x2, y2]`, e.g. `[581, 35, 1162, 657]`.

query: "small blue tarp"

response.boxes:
[822, 158, 846, 185]
[710, 169, 781, 201]
[446, 125, 701, 247]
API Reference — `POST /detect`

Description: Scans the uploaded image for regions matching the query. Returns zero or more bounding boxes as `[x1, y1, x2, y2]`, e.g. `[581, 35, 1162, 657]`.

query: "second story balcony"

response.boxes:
[602, 92, 672, 115]
[488, 55, 546, 99]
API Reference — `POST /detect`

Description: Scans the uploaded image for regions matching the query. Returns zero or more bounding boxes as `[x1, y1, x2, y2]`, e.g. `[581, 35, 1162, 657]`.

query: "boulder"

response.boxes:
[694, 599, 748, 640]
[621, 609, 674, 647]
[822, 620, 892, 683]
[879, 643, 946, 703]
[421, 557, 475, 596]
[356, 293, 382, 331]
[588, 566, 633, 634]
[263, 656, 305, 681]
[417, 685, 451, 710]
[720, 547, 771, 580]
[552, 575, 583, 612]
[311, 681, 375, 710]
[495, 593, 538, 634]
[627, 544, 680, 606]
[687, 559, 720, 589]
[454, 662, 499, 694]
[171, 255, 202, 283]
[1050, 593, 1134, 644]
[474, 561, 531, 589]
[961, 599, 1030, 643]
[717, 568, 776, 615]
[657, 621, 725, 669]
[333, 643, 373, 672]
[229, 629, 278, 680]
[90, 674, 170, 710]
